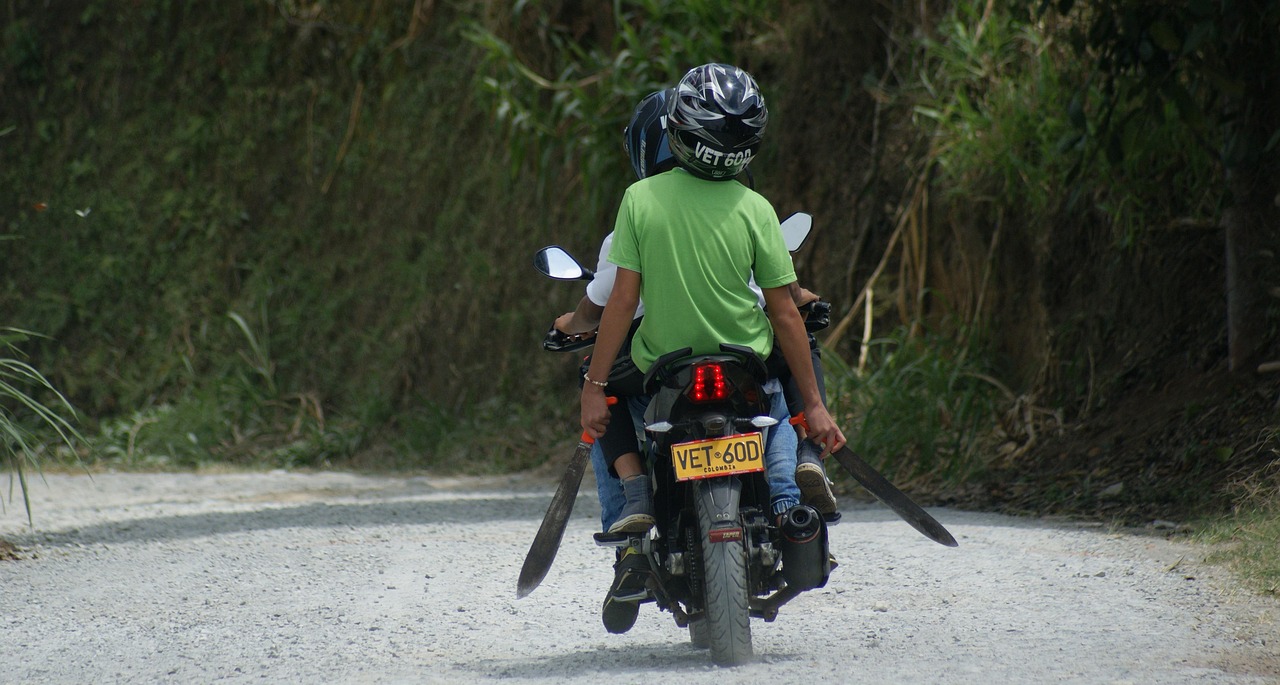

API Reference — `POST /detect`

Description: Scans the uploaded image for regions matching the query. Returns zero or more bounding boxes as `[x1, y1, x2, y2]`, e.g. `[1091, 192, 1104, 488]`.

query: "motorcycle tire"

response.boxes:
[695, 488, 753, 665]
[688, 617, 711, 649]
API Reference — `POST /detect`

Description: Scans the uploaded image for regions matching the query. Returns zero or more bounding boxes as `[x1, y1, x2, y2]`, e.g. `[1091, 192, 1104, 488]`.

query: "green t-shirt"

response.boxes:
[608, 168, 796, 372]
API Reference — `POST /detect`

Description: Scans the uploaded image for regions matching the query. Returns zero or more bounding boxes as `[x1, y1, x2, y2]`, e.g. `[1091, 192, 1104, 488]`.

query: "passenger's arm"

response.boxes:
[789, 282, 820, 307]
[580, 268, 641, 439]
[554, 296, 606, 334]
[763, 285, 846, 455]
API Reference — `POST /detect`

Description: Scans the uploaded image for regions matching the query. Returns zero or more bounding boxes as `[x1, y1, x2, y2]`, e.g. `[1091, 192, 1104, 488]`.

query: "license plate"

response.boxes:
[671, 432, 765, 481]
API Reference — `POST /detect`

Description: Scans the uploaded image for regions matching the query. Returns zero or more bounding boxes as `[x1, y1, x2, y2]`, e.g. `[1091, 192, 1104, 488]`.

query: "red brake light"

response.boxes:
[689, 363, 730, 403]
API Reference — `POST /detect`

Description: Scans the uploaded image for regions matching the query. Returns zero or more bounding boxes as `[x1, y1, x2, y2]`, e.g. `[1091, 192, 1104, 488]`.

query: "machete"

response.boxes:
[517, 397, 617, 599]
[829, 445, 959, 547]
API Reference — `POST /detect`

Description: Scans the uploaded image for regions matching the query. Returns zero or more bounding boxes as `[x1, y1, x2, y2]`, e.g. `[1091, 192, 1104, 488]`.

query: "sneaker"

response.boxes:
[607, 474, 655, 535]
[602, 547, 649, 633]
[795, 439, 838, 515]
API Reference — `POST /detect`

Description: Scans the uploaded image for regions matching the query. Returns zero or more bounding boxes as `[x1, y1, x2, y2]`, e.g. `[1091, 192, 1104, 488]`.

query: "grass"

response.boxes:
[0, 327, 84, 526]
[823, 327, 1004, 487]
[1198, 439, 1280, 597]
[62, 395, 573, 477]
[79, 397, 364, 472]
[1200, 508, 1280, 597]
[391, 392, 577, 475]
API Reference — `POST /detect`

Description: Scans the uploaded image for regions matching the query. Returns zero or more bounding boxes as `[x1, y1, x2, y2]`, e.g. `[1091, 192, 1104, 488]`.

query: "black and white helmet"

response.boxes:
[665, 63, 768, 180]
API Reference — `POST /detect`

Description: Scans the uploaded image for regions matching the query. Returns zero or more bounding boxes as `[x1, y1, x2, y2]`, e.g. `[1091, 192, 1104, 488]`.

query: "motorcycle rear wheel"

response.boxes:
[688, 616, 711, 649]
[695, 490, 753, 665]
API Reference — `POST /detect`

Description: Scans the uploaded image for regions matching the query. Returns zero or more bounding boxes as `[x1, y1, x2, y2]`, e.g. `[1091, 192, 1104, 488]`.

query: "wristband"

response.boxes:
[584, 373, 608, 388]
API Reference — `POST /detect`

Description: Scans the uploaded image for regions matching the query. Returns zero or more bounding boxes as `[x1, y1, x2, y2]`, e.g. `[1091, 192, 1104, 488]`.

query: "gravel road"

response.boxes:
[1, 470, 1277, 684]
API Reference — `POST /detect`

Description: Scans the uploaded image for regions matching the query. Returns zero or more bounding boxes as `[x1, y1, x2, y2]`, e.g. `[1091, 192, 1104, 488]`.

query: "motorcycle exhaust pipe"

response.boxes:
[779, 504, 830, 591]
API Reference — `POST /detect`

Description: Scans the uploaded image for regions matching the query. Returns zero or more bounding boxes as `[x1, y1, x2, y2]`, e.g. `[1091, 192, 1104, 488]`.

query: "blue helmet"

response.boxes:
[623, 88, 677, 180]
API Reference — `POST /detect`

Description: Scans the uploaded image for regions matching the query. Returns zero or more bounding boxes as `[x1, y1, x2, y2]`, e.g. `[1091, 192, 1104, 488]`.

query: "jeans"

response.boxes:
[590, 440, 625, 533]
[596, 388, 799, 531]
[759, 388, 801, 515]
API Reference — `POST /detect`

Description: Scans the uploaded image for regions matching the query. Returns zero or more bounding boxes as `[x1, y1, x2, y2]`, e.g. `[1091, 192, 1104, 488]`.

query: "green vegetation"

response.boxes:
[3, 0, 597, 474]
[0, 0, 823, 476]
[1, 0, 1277, 595]
[911, 3, 1220, 239]
[1201, 439, 1280, 597]
[464, 0, 779, 212]
[0, 328, 83, 525]
[825, 329, 1003, 485]
[1204, 510, 1280, 597]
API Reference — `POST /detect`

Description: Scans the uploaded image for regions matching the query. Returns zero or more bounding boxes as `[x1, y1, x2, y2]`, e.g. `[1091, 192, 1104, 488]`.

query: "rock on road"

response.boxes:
[1, 471, 1277, 684]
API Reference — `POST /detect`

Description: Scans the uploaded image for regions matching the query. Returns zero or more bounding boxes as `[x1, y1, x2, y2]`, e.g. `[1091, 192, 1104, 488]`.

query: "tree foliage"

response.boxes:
[0, 0, 1273, 481]
[463, 0, 781, 212]
[1044, 0, 1280, 369]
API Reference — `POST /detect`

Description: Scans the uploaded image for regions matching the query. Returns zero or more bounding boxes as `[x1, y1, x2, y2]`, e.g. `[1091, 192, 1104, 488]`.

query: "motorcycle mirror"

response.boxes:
[534, 246, 594, 281]
[780, 212, 813, 252]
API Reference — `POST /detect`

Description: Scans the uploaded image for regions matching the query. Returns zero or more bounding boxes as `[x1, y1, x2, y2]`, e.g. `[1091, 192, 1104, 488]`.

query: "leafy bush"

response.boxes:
[825, 328, 1003, 484]
[910, 1, 1220, 240]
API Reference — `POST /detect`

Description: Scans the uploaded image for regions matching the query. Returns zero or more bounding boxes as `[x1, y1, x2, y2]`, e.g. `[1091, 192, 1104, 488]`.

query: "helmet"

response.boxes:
[665, 63, 768, 180]
[623, 89, 677, 180]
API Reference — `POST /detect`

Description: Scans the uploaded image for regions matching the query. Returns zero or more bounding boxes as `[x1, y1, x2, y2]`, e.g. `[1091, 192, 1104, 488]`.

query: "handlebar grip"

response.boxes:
[801, 300, 832, 333]
[543, 326, 595, 352]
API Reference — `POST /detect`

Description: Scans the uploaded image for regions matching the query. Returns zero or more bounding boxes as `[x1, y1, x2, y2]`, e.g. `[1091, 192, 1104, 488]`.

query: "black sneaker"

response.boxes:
[602, 547, 649, 633]
[796, 439, 838, 515]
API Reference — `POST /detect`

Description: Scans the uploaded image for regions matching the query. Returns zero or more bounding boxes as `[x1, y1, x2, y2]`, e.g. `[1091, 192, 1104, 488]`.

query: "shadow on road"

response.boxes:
[459, 640, 808, 678]
[12, 492, 582, 549]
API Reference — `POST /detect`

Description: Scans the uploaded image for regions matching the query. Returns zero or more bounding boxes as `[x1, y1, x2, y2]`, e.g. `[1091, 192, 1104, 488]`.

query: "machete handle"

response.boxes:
[579, 396, 619, 443]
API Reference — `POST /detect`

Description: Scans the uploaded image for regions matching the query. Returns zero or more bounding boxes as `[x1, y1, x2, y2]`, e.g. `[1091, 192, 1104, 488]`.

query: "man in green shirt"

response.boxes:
[579, 63, 845, 532]
[606, 167, 795, 372]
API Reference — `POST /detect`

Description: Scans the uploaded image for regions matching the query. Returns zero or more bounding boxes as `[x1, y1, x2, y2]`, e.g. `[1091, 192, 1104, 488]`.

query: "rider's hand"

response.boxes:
[555, 312, 597, 339]
[580, 383, 611, 440]
[792, 286, 821, 308]
[804, 405, 846, 457]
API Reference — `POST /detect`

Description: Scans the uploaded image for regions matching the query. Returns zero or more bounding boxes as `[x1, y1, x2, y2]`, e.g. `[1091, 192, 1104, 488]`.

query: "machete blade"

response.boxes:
[516, 439, 593, 598]
[830, 446, 959, 547]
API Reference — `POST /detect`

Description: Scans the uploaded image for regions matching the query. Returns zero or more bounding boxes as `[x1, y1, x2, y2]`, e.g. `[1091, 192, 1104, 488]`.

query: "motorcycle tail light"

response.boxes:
[688, 363, 730, 403]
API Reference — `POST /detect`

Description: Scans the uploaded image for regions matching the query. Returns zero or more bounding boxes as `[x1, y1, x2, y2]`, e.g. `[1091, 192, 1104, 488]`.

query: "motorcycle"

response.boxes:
[519, 212, 957, 666]
[530, 213, 833, 666]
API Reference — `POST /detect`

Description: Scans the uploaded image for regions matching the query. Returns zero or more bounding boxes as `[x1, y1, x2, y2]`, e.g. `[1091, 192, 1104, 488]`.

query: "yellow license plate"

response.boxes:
[671, 432, 765, 481]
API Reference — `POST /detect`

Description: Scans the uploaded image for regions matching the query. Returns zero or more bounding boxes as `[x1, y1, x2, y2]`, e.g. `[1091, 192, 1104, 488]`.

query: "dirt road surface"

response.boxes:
[1, 471, 1277, 684]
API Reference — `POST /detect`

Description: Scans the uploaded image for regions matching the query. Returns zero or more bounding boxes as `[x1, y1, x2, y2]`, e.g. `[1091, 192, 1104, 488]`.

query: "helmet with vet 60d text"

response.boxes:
[623, 89, 677, 181]
[665, 63, 767, 180]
